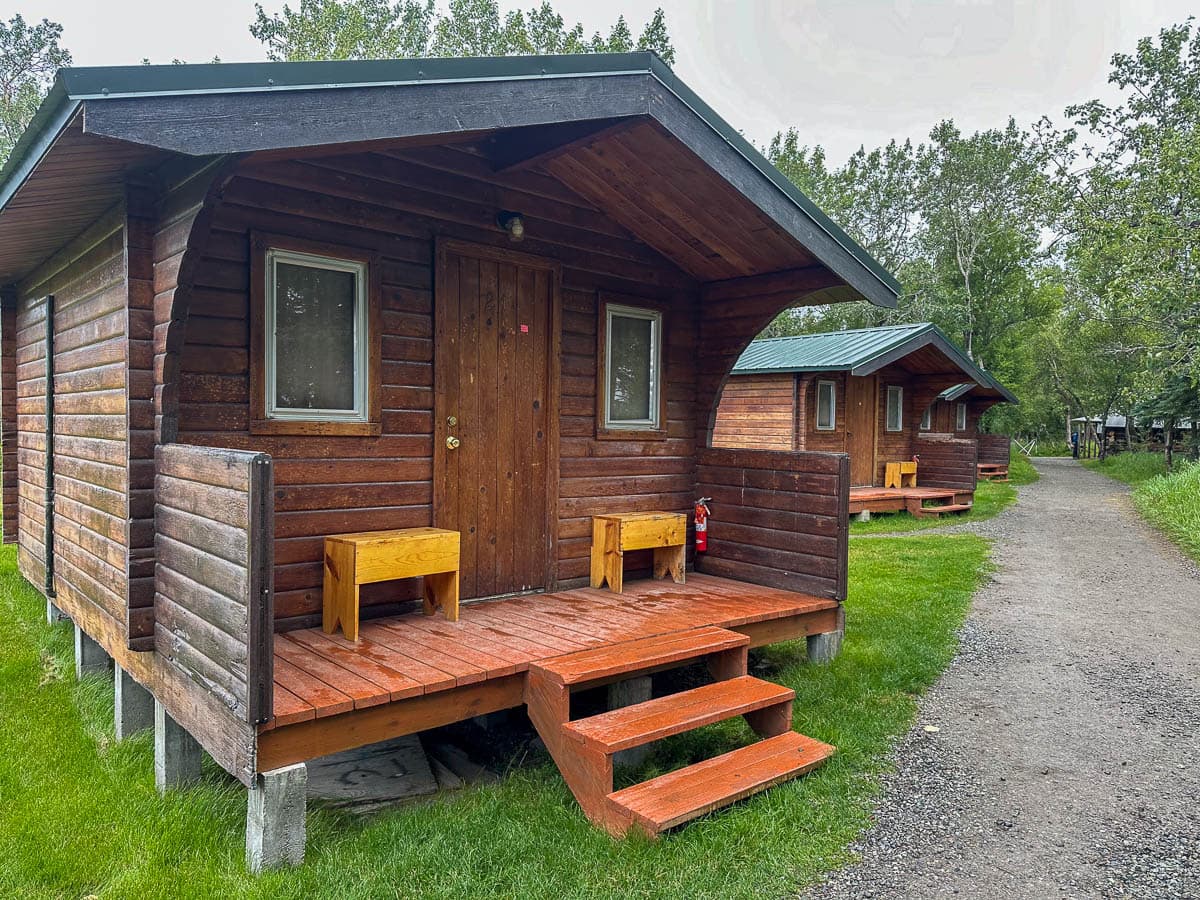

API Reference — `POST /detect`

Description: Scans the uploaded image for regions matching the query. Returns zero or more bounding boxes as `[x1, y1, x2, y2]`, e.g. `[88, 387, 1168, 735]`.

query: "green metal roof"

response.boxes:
[732, 323, 1018, 404]
[0, 52, 900, 302]
[733, 323, 934, 373]
[937, 383, 976, 401]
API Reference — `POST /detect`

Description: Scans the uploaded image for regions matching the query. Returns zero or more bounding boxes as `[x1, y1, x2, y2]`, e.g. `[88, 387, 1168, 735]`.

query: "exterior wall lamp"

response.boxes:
[497, 210, 525, 243]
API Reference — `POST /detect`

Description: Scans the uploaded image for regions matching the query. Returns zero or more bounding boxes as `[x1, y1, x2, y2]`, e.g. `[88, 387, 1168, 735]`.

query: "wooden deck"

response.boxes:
[849, 485, 974, 517]
[257, 573, 839, 772]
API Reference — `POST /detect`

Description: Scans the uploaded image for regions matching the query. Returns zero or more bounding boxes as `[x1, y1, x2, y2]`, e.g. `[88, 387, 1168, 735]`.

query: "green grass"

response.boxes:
[1082, 451, 1168, 485]
[1007, 451, 1040, 486]
[0, 536, 990, 899]
[1132, 462, 1200, 563]
[1024, 440, 1072, 457]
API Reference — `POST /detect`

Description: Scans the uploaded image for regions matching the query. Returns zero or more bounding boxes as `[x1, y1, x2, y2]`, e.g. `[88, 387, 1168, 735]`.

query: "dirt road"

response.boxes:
[812, 457, 1200, 898]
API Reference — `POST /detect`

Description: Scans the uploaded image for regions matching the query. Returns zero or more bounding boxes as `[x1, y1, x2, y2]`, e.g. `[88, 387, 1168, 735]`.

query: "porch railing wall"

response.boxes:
[977, 434, 1012, 467]
[694, 447, 849, 601]
[154, 443, 274, 725]
[913, 435, 978, 492]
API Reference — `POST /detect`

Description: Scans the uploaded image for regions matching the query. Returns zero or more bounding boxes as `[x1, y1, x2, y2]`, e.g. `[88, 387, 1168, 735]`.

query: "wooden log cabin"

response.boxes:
[712, 324, 1016, 518]
[0, 54, 905, 868]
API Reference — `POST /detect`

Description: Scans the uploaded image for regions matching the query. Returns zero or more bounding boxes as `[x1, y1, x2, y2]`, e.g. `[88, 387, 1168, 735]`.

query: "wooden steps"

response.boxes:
[534, 625, 749, 687]
[525, 625, 833, 837]
[609, 732, 834, 832]
[563, 675, 794, 752]
[977, 463, 1010, 483]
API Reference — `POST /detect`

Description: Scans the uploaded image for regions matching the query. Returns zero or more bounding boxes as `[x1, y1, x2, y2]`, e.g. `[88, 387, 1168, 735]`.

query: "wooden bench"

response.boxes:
[884, 460, 918, 488]
[589, 512, 686, 594]
[323, 527, 460, 641]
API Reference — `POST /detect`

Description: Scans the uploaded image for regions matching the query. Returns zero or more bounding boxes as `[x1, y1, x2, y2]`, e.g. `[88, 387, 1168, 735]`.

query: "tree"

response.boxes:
[251, 0, 675, 64]
[1047, 20, 1200, 382]
[0, 14, 71, 164]
[914, 118, 1055, 361]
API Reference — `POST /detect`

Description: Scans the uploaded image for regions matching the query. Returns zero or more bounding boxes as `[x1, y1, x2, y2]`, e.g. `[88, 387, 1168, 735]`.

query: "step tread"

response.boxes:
[564, 676, 793, 752]
[609, 731, 834, 832]
[532, 625, 748, 686]
[918, 503, 972, 515]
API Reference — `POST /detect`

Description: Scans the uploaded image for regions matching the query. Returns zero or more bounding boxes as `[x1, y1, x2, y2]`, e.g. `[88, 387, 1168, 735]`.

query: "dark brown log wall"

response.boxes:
[694, 447, 848, 601]
[977, 433, 1011, 466]
[154, 443, 274, 724]
[912, 435, 978, 492]
[15, 213, 129, 631]
[1, 293, 15, 543]
[172, 148, 700, 628]
[711, 374, 796, 451]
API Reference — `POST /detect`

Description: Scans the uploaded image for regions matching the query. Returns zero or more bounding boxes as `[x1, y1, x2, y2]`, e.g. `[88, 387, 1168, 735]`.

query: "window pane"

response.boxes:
[274, 261, 357, 412]
[817, 383, 834, 429]
[887, 388, 903, 430]
[609, 313, 654, 422]
[920, 406, 931, 429]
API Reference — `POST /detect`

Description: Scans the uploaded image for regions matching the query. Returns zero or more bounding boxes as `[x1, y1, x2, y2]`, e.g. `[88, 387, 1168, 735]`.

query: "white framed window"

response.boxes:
[604, 304, 662, 430]
[816, 380, 836, 430]
[264, 248, 369, 422]
[956, 402, 968, 431]
[886, 385, 904, 432]
[920, 405, 932, 430]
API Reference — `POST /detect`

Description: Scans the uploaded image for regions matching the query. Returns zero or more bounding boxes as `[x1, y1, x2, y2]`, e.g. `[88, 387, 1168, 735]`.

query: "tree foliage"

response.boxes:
[0, 14, 71, 164]
[250, 0, 675, 63]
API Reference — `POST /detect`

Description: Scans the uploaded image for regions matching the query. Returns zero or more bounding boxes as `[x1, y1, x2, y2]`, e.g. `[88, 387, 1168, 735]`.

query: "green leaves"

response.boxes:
[249, 1, 676, 64]
[0, 14, 71, 164]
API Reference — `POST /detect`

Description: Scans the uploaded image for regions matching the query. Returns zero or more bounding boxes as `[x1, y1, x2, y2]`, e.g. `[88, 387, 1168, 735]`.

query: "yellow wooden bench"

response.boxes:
[884, 461, 918, 489]
[589, 512, 686, 594]
[323, 527, 460, 641]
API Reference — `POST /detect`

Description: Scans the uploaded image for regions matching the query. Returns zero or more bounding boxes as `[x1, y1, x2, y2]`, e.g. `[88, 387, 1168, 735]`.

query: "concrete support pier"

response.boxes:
[114, 667, 154, 740]
[806, 607, 846, 664]
[608, 675, 653, 768]
[47, 598, 68, 624]
[154, 701, 204, 792]
[74, 624, 110, 678]
[246, 763, 308, 872]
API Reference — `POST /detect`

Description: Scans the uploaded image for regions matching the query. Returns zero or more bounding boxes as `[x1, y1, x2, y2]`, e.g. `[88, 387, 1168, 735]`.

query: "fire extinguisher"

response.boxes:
[694, 497, 711, 552]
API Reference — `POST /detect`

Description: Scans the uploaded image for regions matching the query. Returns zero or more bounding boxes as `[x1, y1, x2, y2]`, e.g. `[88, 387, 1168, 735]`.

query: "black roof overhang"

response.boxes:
[2, 54, 899, 307]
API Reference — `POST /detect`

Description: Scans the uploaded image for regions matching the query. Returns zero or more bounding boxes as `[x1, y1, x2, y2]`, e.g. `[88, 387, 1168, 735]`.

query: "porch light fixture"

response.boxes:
[497, 210, 525, 242]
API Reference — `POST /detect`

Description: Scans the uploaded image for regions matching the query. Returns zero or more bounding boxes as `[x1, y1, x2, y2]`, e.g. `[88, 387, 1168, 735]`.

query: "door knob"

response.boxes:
[446, 436, 461, 450]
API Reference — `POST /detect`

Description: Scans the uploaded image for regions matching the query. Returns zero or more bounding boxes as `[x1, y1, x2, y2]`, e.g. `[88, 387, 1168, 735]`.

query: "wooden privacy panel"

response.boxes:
[977, 433, 1011, 466]
[154, 444, 274, 724]
[913, 436, 978, 492]
[695, 448, 849, 601]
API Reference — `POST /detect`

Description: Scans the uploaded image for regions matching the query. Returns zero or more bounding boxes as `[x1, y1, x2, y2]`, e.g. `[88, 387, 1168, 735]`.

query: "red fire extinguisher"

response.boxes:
[694, 497, 711, 552]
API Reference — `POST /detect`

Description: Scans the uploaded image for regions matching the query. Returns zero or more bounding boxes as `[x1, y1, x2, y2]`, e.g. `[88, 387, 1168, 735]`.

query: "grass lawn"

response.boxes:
[851, 450, 1037, 536]
[0, 536, 990, 899]
[1084, 452, 1200, 563]
[1082, 451, 1168, 485]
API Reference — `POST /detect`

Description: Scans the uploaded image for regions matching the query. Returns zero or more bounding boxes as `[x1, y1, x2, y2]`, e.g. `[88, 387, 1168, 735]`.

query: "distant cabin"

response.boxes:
[713, 324, 1016, 490]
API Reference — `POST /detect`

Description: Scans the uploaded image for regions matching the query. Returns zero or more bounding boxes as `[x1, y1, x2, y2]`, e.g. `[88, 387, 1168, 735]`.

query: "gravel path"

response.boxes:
[812, 457, 1200, 899]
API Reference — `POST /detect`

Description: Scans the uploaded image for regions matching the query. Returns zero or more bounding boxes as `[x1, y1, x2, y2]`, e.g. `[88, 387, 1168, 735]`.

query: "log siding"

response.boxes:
[154, 443, 274, 723]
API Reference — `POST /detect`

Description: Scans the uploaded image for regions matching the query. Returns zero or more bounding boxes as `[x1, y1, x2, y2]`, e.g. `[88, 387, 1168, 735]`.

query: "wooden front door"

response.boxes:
[433, 242, 559, 600]
[845, 375, 877, 486]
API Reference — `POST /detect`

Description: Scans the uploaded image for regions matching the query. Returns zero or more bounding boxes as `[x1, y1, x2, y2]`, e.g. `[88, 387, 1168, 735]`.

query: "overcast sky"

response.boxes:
[26, 0, 1198, 162]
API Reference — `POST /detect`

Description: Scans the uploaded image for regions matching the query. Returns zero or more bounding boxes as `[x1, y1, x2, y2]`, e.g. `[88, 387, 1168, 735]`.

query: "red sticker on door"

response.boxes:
[520, 324, 529, 333]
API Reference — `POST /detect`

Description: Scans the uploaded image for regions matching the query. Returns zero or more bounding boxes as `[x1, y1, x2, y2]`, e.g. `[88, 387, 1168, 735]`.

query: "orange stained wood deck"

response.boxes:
[849, 485, 974, 516]
[257, 573, 839, 771]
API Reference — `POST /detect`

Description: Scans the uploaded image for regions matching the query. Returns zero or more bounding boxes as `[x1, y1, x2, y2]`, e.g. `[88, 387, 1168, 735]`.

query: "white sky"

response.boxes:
[22, 0, 1199, 162]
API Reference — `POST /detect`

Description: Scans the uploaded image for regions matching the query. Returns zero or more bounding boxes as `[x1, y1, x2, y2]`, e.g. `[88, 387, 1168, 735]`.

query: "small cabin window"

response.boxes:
[956, 402, 968, 431]
[815, 380, 836, 430]
[264, 247, 369, 423]
[886, 386, 904, 432]
[604, 304, 662, 430]
[920, 405, 932, 430]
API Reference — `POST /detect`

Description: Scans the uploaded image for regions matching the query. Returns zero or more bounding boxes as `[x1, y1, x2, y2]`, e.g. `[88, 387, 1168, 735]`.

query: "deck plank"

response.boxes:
[267, 575, 838, 727]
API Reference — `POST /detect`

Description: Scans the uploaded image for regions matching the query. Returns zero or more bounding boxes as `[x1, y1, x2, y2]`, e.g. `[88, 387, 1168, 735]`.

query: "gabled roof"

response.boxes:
[0, 53, 901, 307]
[732, 323, 1018, 403]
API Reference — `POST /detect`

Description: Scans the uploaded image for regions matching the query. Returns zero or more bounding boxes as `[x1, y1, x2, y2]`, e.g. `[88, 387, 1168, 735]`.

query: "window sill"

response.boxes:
[595, 425, 669, 442]
[251, 419, 382, 437]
